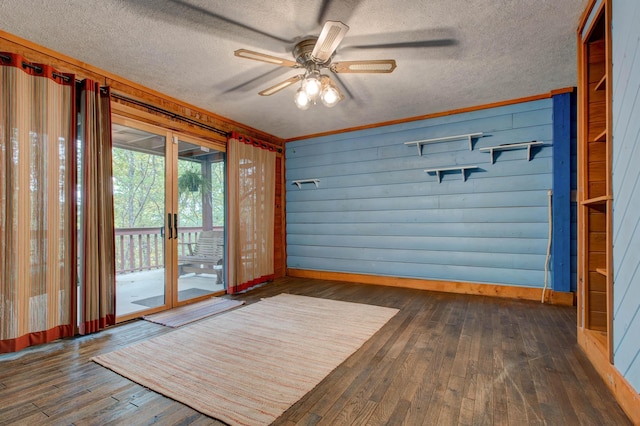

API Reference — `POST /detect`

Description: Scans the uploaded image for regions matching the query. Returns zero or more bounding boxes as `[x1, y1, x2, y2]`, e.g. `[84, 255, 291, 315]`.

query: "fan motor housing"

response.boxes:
[293, 37, 329, 67]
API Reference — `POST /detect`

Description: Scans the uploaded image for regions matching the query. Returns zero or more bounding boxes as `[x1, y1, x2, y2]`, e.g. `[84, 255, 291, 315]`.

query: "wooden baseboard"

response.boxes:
[578, 328, 640, 425]
[286, 269, 574, 306]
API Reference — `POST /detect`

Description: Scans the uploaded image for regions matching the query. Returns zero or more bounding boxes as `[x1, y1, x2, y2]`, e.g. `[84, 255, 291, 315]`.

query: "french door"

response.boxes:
[111, 117, 226, 320]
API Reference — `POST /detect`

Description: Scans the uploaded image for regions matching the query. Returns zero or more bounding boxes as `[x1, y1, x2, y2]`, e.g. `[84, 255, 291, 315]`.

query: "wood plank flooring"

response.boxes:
[0, 277, 632, 425]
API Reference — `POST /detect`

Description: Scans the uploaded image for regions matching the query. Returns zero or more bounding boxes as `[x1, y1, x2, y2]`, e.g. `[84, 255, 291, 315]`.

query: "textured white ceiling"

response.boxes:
[1, 0, 587, 139]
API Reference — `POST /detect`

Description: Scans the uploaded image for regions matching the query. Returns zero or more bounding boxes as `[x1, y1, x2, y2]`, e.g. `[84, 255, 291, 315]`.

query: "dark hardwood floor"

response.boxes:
[0, 277, 631, 425]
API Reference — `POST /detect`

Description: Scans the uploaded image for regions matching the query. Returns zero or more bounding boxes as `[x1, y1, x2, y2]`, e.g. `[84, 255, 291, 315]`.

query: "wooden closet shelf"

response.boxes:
[595, 74, 607, 91]
[581, 195, 611, 210]
[594, 129, 607, 142]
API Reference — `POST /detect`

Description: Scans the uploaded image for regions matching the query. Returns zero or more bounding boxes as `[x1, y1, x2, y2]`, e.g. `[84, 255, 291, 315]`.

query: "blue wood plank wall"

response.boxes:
[570, 93, 578, 293]
[611, 0, 640, 394]
[286, 97, 575, 291]
[552, 93, 572, 293]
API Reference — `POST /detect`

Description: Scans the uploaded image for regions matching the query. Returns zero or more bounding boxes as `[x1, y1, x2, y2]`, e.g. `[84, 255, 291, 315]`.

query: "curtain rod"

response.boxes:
[231, 132, 283, 153]
[112, 93, 283, 153]
[1, 53, 225, 137]
[2, 53, 281, 152]
[111, 92, 229, 138]
[1, 54, 109, 92]
[1, 52, 71, 83]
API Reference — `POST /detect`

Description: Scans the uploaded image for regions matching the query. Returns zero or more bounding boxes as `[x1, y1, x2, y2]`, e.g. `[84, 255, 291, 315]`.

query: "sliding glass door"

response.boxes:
[112, 117, 226, 319]
[175, 135, 226, 302]
[112, 120, 168, 317]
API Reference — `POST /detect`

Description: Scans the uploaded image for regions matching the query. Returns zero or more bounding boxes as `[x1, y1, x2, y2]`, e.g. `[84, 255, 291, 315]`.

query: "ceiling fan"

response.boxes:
[234, 21, 397, 110]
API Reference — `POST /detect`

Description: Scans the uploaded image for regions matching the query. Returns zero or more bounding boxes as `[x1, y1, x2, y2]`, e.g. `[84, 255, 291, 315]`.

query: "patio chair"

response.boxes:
[178, 230, 224, 283]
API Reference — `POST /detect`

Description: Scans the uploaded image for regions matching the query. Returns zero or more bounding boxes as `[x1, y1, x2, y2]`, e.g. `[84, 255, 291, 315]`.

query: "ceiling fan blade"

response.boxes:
[348, 39, 458, 49]
[340, 28, 459, 55]
[331, 60, 397, 73]
[311, 21, 349, 63]
[259, 75, 304, 96]
[168, 0, 294, 44]
[316, 0, 364, 25]
[235, 49, 299, 68]
[122, 1, 295, 49]
[219, 67, 291, 94]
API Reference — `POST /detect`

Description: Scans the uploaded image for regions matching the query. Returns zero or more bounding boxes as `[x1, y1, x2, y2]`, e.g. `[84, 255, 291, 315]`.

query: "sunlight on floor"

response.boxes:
[116, 269, 225, 316]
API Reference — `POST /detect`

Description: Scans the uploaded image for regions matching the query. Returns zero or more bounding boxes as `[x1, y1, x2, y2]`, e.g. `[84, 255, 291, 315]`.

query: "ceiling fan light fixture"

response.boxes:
[294, 87, 311, 110]
[320, 76, 342, 107]
[302, 71, 322, 101]
[321, 86, 341, 107]
[234, 20, 400, 109]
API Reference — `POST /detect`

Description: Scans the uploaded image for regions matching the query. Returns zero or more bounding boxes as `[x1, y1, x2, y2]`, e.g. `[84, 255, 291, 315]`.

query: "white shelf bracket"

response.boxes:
[526, 143, 535, 160]
[479, 141, 543, 164]
[292, 179, 320, 189]
[404, 132, 483, 156]
[424, 166, 479, 183]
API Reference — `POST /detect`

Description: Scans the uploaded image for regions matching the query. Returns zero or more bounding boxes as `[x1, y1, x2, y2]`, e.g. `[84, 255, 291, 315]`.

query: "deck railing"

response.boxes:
[114, 226, 223, 274]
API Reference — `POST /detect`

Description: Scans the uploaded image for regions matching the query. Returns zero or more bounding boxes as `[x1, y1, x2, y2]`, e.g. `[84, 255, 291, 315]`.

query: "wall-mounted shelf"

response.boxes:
[594, 129, 607, 142]
[596, 268, 608, 277]
[292, 179, 320, 189]
[595, 74, 607, 91]
[424, 166, 478, 183]
[581, 195, 611, 211]
[581, 195, 611, 205]
[478, 141, 543, 164]
[404, 132, 483, 156]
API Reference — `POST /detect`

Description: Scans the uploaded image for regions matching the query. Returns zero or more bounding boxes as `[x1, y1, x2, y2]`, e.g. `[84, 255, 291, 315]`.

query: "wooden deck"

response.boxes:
[0, 277, 631, 425]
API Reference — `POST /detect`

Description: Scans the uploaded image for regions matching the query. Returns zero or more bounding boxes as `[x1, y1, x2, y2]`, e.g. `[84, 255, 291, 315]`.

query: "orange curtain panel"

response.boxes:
[0, 53, 76, 353]
[0, 52, 116, 353]
[77, 80, 116, 335]
[227, 132, 275, 294]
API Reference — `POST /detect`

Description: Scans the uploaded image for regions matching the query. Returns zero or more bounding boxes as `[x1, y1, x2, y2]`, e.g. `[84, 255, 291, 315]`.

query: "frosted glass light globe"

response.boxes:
[302, 74, 322, 101]
[294, 87, 311, 110]
[321, 86, 340, 107]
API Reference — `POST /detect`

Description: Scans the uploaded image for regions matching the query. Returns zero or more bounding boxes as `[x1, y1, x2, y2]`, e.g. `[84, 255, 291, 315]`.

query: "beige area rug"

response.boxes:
[142, 297, 244, 327]
[92, 293, 398, 426]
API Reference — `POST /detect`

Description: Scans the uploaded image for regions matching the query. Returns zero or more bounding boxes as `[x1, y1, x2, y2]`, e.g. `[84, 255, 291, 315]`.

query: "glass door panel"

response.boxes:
[112, 121, 168, 316]
[176, 137, 226, 302]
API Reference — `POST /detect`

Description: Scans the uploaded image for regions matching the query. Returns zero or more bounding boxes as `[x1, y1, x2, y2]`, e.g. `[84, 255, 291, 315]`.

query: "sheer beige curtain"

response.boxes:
[227, 132, 276, 294]
[77, 80, 115, 334]
[0, 53, 76, 353]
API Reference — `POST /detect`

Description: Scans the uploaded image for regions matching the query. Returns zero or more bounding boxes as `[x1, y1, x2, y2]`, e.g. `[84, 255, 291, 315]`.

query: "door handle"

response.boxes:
[174, 213, 178, 239]
[160, 225, 165, 239]
[167, 213, 173, 239]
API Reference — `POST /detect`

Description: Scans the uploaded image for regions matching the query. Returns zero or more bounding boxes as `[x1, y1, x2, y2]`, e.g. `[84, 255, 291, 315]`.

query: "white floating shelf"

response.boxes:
[292, 179, 320, 189]
[404, 132, 484, 155]
[424, 166, 479, 183]
[479, 141, 543, 164]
